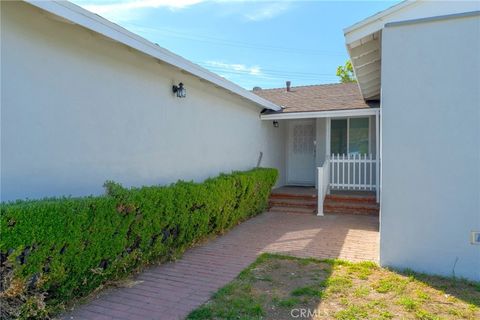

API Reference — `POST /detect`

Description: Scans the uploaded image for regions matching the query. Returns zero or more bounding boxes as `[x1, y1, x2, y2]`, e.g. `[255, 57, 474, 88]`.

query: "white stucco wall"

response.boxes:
[0, 2, 286, 201]
[381, 14, 480, 281]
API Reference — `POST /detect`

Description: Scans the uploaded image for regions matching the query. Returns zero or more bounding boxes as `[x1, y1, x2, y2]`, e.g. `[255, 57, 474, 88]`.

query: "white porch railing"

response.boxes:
[330, 154, 377, 191]
[318, 154, 379, 215]
[316, 156, 330, 216]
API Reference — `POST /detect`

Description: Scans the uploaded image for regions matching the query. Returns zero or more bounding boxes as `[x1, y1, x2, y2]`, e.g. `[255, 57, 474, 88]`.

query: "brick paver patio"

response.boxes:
[63, 211, 379, 320]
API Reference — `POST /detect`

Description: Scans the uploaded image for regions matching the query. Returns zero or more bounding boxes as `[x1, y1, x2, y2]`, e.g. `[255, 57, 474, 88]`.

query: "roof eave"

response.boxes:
[260, 107, 380, 120]
[343, 0, 414, 43]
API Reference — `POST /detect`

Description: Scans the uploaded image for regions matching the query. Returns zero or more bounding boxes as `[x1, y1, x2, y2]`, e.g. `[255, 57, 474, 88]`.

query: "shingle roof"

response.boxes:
[253, 82, 378, 113]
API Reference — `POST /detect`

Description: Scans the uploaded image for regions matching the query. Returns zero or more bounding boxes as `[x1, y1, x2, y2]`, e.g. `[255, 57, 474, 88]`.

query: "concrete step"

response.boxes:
[269, 198, 316, 209]
[325, 193, 376, 204]
[323, 200, 379, 216]
[270, 193, 317, 201]
[269, 206, 316, 214]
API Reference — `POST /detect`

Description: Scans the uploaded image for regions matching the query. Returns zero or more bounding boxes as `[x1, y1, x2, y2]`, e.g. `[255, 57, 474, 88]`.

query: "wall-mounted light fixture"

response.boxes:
[172, 82, 186, 98]
[273, 121, 279, 128]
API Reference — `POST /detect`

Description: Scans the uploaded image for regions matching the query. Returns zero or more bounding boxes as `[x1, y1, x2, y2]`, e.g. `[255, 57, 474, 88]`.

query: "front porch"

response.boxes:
[262, 107, 381, 216]
[255, 82, 381, 216]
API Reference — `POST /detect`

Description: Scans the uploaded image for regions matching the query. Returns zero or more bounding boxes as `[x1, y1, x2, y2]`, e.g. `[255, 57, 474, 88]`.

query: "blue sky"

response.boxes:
[72, 0, 398, 89]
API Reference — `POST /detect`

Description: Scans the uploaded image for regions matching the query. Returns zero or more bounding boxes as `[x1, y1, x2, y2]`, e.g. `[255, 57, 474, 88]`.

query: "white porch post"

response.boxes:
[326, 117, 331, 156]
[326, 118, 331, 194]
[375, 110, 380, 202]
[317, 167, 324, 216]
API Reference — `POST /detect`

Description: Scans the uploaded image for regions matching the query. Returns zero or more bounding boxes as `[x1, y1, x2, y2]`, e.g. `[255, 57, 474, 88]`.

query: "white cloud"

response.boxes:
[204, 61, 263, 76]
[79, 0, 205, 21]
[244, 2, 291, 21]
[202, 61, 283, 89]
[84, 0, 204, 12]
[77, 0, 292, 22]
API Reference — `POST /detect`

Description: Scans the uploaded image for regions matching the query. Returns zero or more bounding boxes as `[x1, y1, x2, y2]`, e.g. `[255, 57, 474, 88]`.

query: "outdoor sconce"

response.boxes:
[172, 82, 186, 98]
[273, 121, 279, 128]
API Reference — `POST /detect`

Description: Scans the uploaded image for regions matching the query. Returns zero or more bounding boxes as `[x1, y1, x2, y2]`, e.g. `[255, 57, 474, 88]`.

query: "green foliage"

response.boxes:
[336, 60, 357, 83]
[0, 168, 277, 319]
[335, 305, 369, 320]
[188, 281, 264, 320]
[276, 297, 300, 308]
[397, 296, 418, 311]
[291, 285, 324, 298]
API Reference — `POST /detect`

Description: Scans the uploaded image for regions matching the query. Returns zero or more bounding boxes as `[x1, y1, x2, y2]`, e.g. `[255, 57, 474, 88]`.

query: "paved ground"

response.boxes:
[63, 211, 379, 320]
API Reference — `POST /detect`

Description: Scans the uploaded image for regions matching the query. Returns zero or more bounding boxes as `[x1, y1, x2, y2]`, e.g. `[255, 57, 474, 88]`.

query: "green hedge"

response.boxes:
[0, 168, 277, 319]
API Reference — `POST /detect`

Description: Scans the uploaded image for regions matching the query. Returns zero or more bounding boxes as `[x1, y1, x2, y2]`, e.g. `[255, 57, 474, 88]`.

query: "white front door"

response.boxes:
[287, 119, 316, 185]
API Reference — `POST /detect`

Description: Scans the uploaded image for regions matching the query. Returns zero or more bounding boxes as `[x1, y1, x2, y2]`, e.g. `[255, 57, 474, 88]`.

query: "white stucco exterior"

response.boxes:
[0, 2, 286, 201]
[3, 0, 478, 283]
[380, 14, 480, 281]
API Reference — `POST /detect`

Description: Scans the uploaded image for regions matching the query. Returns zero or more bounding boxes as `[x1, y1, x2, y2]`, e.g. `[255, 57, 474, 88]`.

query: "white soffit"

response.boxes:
[344, 0, 480, 101]
[25, 1, 281, 111]
[347, 32, 381, 100]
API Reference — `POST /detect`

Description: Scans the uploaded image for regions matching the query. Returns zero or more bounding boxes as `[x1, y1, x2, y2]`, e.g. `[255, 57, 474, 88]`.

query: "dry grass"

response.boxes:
[187, 253, 480, 320]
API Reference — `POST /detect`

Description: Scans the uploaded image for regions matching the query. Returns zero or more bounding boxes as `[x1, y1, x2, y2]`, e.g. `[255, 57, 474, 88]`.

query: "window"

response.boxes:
[330, 117, 369, 155]
[331, 119, 347, 154]
[349, 118, 369, 155]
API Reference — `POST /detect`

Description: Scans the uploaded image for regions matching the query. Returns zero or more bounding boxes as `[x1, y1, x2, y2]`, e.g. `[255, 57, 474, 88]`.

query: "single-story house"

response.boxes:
[1, 0, 478, 281]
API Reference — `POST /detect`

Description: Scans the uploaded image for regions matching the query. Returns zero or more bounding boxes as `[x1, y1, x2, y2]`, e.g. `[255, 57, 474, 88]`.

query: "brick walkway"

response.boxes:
[63, 212, 379, 320]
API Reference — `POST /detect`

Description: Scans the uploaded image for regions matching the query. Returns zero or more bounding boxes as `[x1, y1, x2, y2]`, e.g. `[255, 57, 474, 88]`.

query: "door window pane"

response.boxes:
[331, 119, 347, 155]
[349, 118, 369, 155]
[293, 124, 314, 154]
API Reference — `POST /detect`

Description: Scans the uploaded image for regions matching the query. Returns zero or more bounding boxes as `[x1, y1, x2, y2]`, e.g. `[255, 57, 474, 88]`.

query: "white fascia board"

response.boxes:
[260, 108, 379, 120]
[344, 0, 480, 44]
[25, 1, 281, 112]
[344, 0, 415, 44]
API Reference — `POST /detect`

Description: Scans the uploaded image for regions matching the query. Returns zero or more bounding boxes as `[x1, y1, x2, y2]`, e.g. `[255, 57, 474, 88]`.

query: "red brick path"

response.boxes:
[63, 212, 378, 320]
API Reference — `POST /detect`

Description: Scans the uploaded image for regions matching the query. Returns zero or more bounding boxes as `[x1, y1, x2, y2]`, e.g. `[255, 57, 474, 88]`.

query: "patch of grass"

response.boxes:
[397, 296, 418, 311]
[254, 275, 273, 282]
[447, 307, 470, 318]
[187, 278, 264, 319]
[415, 289, 430, 302]
[276, 297, 300, 308]
[322, 276, 353, 294]
[335, 305, 368, 319]
[188, 254, 480, 320]
[415, 309, 441, 320]
[291, 285, 323, 298]
[346, 261, 377, 280]
[187, 306, 214, 320]
[377, 310, 394, 319]
[373, 274, 409, 293]
[353, 286, 371, 297]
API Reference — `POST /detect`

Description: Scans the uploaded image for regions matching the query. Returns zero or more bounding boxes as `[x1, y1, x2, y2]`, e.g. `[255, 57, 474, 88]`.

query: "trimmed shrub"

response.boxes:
[0, 168, 277, 319]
